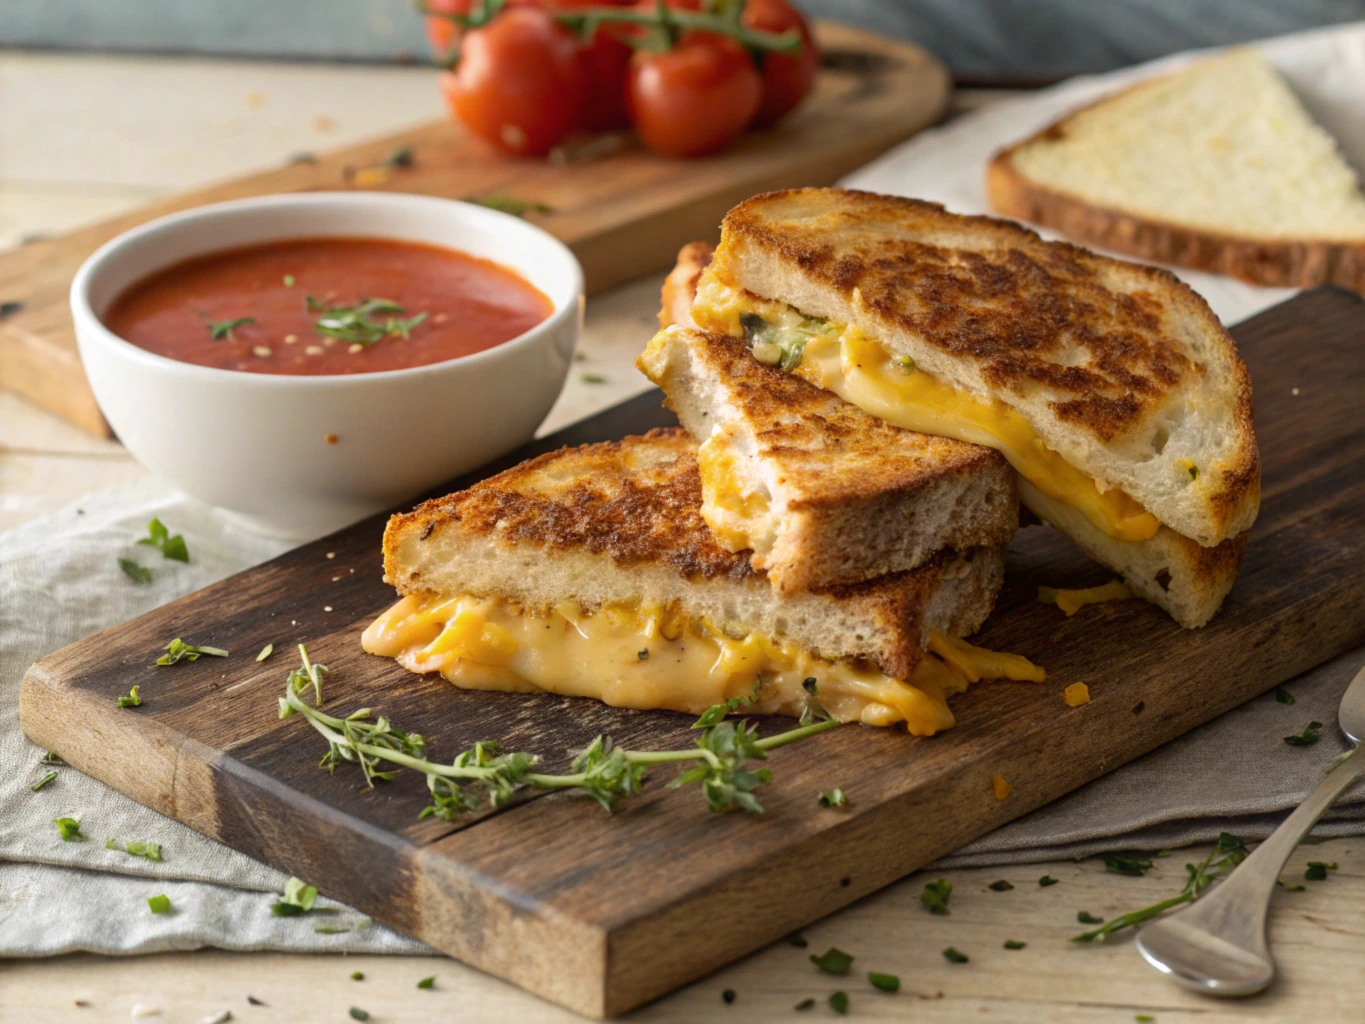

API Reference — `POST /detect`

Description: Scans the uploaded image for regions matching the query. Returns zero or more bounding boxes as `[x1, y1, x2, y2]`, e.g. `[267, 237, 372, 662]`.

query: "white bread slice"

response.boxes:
[693, 188, 1260, 550]
[382, 428, 1006, 680]
[638, 324, 1018, 594]
[988, 49, 1365, 291]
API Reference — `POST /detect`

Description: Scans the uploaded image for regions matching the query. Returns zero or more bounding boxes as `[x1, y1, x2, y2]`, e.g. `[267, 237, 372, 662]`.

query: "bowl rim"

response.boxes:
[70, 191, 583, 389]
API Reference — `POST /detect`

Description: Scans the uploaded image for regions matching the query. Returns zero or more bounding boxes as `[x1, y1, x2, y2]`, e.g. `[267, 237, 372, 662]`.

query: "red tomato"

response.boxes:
[575, 25, 634, 131]
[627, 33, 762, 158]
[743, 0, 819, 127]
[441, 7, 587, 156]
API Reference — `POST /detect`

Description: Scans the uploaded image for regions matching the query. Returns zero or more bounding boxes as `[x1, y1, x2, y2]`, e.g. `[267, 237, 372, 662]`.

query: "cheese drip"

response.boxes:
[361, 594, 1046, 736]
[692, 289, 1160, 543]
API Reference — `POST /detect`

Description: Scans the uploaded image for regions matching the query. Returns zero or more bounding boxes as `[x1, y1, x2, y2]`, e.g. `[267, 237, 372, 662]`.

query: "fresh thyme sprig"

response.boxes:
[277, 645, 840, 818]
[206, 317, 255, 341]
[306, 296, 428, 346]
[1072, 833, 1248, 942]
[157, 638, 229, 666]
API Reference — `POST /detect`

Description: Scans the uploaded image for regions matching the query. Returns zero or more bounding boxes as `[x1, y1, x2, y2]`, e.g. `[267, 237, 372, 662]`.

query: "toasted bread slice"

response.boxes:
[658, 241, 713, 329]
[382, 428, 1005, 681]
[987, 50, 1365, 292]
[639, 324, 1018, 594]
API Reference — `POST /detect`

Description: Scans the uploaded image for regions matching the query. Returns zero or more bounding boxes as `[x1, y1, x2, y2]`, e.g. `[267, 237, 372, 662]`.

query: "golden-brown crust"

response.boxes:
[985, 101, 1365, 295]
[659, 242, 713, 329]
[714, 187, 1260, 543]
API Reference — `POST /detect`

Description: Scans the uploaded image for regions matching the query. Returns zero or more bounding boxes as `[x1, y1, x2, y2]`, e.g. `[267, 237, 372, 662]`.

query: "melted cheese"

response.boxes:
[362, 594, 1045, 737]
[696, 425, 776, 557]
[1038, 580, 1136, 616]
[692, 289, 1160, 543]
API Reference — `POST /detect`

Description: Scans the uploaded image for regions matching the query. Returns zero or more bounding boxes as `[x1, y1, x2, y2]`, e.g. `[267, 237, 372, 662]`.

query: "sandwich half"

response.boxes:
[638, 323, 1019, 594]
[363, 428, 1042, 735]
[690, 188, 1260, 627]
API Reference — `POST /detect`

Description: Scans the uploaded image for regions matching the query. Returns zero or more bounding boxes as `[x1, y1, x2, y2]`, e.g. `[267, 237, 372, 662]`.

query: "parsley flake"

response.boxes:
[1104, 855, 1153, 877]
[147, 894, 172, 914]
[868, 971, 899, 992]
[794, 997, 815, 1011]
[271, 876, 318, 916]
[137, 518, 189, 562]
[988, 879, 1014, 891]
[1077, 910, 1104, 924]
[1275, 686, 1295, 704]
[1004, 939, 1026, 949]
[829, 991, 849, 1014]
[810, 947, 854, 975]
[350, 971, 363, 981]
[787, 933, 808, 948]
[117, 685, 142, 708]
[942, 946, 969, 963]
[54, 816, 82, 841]
[1284, 721, 1323, 746]
[417, 976, 435, 989]
[119, 558, 152, 583]
[1305, 860, 1337, 881]
[818, 788, 847, 808]
[349, 1009, 369, 1022]
[207, 317, 255, 341]
[156, 638, 229, 666]
[1039, 875, 1059, 887]
[920, 878, 952, 915]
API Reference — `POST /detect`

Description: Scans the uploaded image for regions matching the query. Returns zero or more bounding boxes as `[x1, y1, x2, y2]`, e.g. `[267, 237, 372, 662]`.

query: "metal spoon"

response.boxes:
[1136, 660, 1365, 997]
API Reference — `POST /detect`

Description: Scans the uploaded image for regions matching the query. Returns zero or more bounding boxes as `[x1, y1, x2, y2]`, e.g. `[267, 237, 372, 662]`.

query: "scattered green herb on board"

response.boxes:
[1103, 855, 1153, 877]
[794, 997, 815, 1011]
[119, 558, 152, 583]
[721, 989, 734, 1004]
[1003, 939, 1026, 949]
[138, 518, 189, 562]
[1305, 861, 1337, 881]
[787, 933, 808, 948]
[988, 879, 1014, 891]
[809, 948, 853, 975]
[1278, 879, 1306, 892]
[385, 145, 415, 168]
[350, 971, 364, 980]
[147, 894, 172, 914]
[1077, 910, 1104, 924]
[818, 788, 847, 808]
[581, 373, 607, 384]
[106, 839, 162, 861]
[1275, 687, 1295, 705]
[417, 976, 435, 989]
[1284, 721, 1324, 747]
[920, 879, 952, 915]
[271, 876, 318, 916]
[31, 771, 57, 792]
[117, 685, 142, 708]
[942, 947, 968, 963]
[467, 192, 552, 218]
[1074, 833, 1248, 942]
[867, 971, 899, 992]
[349, 1009, 369, 1022]
[257, 644, 274, 662]
[828, 991, 849, 1014]
[207, 317, 255, 341]
[41, 751, 62, 764]
[54, 817, 82, 841]
[276, 645, 839, 818]
[1039, 875, 1059, 887]
[1136, 1016, 1155, 1023]
[156, 638, 229, 666]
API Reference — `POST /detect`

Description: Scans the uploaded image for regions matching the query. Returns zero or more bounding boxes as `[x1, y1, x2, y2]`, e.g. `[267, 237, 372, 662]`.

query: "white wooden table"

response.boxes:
[1, 49, 1360, 1024]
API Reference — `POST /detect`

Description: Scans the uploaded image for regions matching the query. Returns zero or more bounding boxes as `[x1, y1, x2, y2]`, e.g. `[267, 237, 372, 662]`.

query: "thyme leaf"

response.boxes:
[1284, 721, 1324, 747]
[157, 638, 229, 666]
[137, 518, 189, 562]
[207, 317, 255, 341]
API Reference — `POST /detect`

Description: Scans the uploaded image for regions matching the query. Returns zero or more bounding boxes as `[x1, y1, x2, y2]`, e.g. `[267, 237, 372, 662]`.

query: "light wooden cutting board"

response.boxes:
[0, 21, 949, 436]
[20, 288, 1365, 1017]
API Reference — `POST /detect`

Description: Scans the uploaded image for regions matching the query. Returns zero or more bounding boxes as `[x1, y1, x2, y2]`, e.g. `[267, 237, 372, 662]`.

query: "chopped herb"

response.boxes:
[271, 876, 318, 916]
[920, 878, 952, 915]
[54, 816, 82, 841]
[1136, 1017, 1154, 1023]
[417, 976, 435, 989]
[1275, 686, 1295, 705]
[350, 971, 364, 980]
[637, 648, 649, 660]
[41, 751, 62, 764]
[349, 1010, 369, 1022]
[1188, 465, 1198, 480]
[106, 839, 163, 861]
[467, 192, 553, 217]
[802, 676, 818, 694]
[257, 644, 274, 662]
[1155, 849, 1172, 858]
[314, 925, 351, 934]
[942, 947, 968, 963]
[307, 295, 427, 346]
[868, 971, 899, 992]
[1104, 855, 1153, 877]
[0, 300, 23, 318]
[794, 997, 815, 1011]
[581, 373, 607, 383]
[119, 558, 152, 583]
[721, 988, 734, 1004]
[117, 685, 142, 708]
[156, 638, 229, 666]
[828, 991, 849, 1014]
[147, 894, 172, 914]
[1077, 910, 1104, 924]
[818, 788, 847, 808]
[1074, 832, 1248, 942]
[988, 879, 1014, 891]
[1305, 860, 1337, 881]
[1003, 939, 1026, 949]
[810, 947, 854, 975]
[787, 933, 808, 948]
[137, 518, 189, 562]
[1284, 721, 1323, 746]
[1039, 875, 1059, 887]
[207, 317, 256, 341]
[893, 353, 916, 372]
[385, 145, 415, 168]
[31, 771, 57, 791]
[283, 274, 296, 287]
[1278, 879, 1306, 891]
[247, 996, 266, 1006]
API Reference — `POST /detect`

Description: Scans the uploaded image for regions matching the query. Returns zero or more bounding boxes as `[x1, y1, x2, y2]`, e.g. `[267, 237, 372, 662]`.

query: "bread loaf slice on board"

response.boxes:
[987, 49, 1365, 292]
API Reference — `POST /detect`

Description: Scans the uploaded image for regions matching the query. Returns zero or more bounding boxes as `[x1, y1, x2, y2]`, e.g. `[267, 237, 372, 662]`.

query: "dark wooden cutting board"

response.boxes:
[20, 288, 1365, 1018]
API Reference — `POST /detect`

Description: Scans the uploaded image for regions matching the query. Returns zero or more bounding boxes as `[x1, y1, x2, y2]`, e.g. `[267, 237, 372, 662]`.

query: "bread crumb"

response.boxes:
[1064, 682, 1090, 707]
[327, 552, 335, 559]
[1291, 387, 1300, 396]
[992, 774, 1011, 800]
[324, 606, 333, 612]
[325, 433, 338, 445]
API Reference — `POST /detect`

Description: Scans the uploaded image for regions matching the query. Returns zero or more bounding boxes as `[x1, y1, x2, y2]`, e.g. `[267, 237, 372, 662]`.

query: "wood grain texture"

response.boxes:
[20, 288, 1365, 1017]
[0, 21, 949, 437]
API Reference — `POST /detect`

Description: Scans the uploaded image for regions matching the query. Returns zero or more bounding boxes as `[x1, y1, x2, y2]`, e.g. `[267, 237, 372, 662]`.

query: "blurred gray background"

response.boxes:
[5, 0, 1363, 80]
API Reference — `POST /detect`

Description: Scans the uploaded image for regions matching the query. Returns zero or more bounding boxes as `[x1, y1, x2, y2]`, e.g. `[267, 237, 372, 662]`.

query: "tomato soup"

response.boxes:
[102, 237, 553, 375]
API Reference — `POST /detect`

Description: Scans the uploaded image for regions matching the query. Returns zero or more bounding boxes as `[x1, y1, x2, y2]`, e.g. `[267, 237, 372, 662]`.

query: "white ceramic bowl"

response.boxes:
[72, 192, 582, 539]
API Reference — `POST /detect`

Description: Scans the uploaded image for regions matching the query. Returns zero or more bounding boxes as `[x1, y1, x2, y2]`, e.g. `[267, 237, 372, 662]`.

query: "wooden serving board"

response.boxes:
[20, 288, 1365, 1018]
[0, 21, 947, 437]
